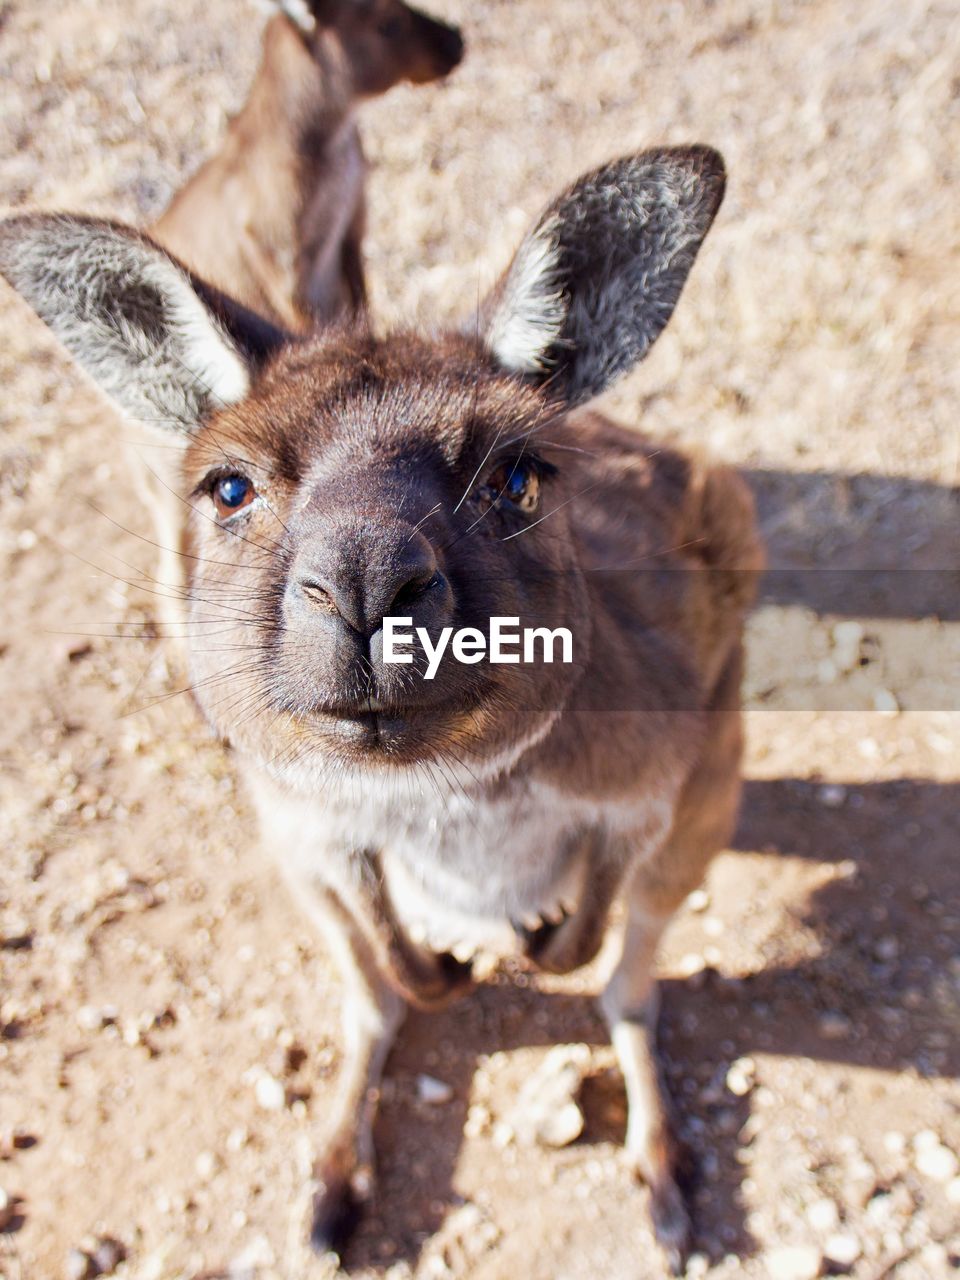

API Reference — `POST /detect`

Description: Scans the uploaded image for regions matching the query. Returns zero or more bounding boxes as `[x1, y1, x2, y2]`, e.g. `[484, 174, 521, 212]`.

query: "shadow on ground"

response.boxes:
[337, 773, 959, 1271]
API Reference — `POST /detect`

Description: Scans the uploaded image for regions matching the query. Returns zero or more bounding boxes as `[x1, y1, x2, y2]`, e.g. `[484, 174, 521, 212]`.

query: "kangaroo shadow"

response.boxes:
[338, 771, 959, 1273]
[746, 466, 960, 621]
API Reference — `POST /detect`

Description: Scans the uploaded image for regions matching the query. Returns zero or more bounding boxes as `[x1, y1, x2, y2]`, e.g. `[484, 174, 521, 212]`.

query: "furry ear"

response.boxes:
[0, 214, 290, 434]
[481, 146, 726, 406]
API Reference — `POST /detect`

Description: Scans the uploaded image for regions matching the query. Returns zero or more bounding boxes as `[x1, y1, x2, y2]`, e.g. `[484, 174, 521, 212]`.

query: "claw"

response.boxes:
[308, 1173, 364, 1258]
[648, 1174, 692, 1275]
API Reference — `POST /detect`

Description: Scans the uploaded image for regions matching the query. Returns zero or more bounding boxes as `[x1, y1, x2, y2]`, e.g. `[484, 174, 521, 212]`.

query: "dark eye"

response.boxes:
[212, 473, 255, 519]
[484, 459, 542, 515]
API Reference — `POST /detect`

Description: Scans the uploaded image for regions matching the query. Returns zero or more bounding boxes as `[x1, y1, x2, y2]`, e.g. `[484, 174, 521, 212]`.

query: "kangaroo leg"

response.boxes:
[301, 879, 405, 1255]
[283, 846, 474, 1254]
[351, 848, 474, 1009]
[516, 831, 626, 975]
[603, 657, 746, 1273]
[600, 900, 688, 1273]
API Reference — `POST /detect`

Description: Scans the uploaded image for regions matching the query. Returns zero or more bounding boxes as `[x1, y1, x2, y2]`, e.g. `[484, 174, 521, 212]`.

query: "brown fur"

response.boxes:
[151, 2, 462, 330]
[0, 143, 762, 1273]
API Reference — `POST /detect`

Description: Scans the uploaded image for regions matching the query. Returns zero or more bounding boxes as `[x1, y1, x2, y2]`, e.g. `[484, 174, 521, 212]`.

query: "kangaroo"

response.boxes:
[143, 0, 462, 625]
[0, 145, 763, 1272]
[151, 0, 464, 331]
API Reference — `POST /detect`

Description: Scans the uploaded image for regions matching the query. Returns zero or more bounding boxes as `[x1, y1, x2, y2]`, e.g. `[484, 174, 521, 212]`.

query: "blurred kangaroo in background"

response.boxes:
[144, 0, 462, 618]
[1, 143, 763, 1272]
[152, 0, 464, 330]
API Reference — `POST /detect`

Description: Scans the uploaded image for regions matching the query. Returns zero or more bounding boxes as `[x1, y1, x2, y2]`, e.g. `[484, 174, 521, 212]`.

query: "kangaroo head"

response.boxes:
[280, 0, 464, 92]
[0, 147, 724, 784]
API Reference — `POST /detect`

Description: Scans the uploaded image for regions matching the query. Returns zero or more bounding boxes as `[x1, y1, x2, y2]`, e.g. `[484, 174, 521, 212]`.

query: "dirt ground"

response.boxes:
[1, 1, 959, 1278]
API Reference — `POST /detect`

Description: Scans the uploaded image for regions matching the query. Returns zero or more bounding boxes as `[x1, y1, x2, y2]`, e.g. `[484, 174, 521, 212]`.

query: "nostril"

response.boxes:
[300, 579, 338, 613]
[389, 569, 440, 613]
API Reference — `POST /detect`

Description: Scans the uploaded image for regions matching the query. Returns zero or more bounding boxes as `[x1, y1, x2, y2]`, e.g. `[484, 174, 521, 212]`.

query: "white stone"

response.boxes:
[726, 1058, 756, 1097]
[765, 1243, 822, 1280]
[914, 1142, 959, 1182]
[823, 1233, 861, 1267]
[506, 1044, 589, 1149]
[818, 784, 847, 808]
[912, 1128, 940, 1151]
[253, 1074, 286, 1111]
[537, 1101, 584, 1148]
[806, 1197, 840, 1233]
[417, 1074, 454, 1106]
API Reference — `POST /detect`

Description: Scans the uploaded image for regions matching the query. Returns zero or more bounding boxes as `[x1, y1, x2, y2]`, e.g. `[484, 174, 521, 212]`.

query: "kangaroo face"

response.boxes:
[181, 332, 587, 776]
[313, 0, 464, 93]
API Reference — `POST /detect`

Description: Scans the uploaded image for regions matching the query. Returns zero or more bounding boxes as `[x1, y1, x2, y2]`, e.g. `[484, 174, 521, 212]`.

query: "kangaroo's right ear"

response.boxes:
[0, 214, 291, 434]
[480, 146, 726, 408]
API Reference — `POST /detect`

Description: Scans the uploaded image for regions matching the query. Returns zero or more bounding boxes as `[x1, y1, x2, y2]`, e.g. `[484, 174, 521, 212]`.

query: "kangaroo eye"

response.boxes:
[485, 459, 542, 515]
[212, 474, 255, 518]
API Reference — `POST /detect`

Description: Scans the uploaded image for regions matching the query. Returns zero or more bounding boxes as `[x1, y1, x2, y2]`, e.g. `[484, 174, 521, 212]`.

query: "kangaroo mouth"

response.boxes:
[305, 692, 479, 762]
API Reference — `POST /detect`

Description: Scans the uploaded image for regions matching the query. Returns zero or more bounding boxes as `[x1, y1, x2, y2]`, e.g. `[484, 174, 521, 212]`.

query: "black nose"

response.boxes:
[293, 525, 441, 637]
[414, 12, 463, 74]
[435, 23, 464, 72]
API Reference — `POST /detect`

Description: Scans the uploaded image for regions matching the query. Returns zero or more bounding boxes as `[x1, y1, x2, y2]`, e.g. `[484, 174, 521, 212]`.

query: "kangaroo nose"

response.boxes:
[433, 22, 464, 72]
[295, 527, 440, 637]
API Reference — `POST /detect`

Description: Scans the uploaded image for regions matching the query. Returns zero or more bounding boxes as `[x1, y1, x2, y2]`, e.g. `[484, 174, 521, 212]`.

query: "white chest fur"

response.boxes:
[246, 759, 674, 956]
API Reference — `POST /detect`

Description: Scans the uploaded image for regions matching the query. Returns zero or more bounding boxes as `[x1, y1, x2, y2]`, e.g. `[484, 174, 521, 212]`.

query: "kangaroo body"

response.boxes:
[152, 2, 462, 328]
[0, 145, 762, 1273]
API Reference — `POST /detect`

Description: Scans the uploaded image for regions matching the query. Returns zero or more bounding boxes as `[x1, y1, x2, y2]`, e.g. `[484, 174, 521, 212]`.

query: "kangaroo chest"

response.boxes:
[252, 762, 674, 956]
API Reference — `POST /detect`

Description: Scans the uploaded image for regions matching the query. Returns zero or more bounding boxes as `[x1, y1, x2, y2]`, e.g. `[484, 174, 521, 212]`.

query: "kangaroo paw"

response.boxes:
[307, 1158, 371, 1257]
[516, 907, 604, 975]
[647, 1171, 692, 1276]
[393, 946, 474, 1010]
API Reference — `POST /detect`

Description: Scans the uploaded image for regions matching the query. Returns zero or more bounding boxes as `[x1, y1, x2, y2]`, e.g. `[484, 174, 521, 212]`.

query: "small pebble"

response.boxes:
[818, 784, 847, 809]
[913, 1129, 940, 1151]
[944, 1177, 960, 1205]
[417, 1074, 454, 1106]
[226, 1127, 248, 1152]
[882, 1130, 906, 1154]
[914, 1141, 959, 1182]
[686, 889, 710, 912]
[254, 1073, 286, 1111]
[805, 1197, 840, 1233]
[866, 1192, 895, 1223]
[823, 1232, 861, 1268]
[65, 1250, 93, 1280]
[874, 935, 899, 961]
[818, 1011, 851, 1040]
[873, 688, 899, 713]
[538, 1101, 584, 1148]
[765, 1243, 822, 1280]
[726, 1057, 756, 1097]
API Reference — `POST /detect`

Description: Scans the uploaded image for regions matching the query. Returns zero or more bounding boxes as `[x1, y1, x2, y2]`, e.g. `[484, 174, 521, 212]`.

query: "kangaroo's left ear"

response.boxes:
[0, 213, 291, 434]
[480, 146, 726, 407]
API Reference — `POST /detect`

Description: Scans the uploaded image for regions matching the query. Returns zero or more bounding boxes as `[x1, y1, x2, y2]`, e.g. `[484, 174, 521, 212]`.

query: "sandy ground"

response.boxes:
[1, 1, 959, 1278]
